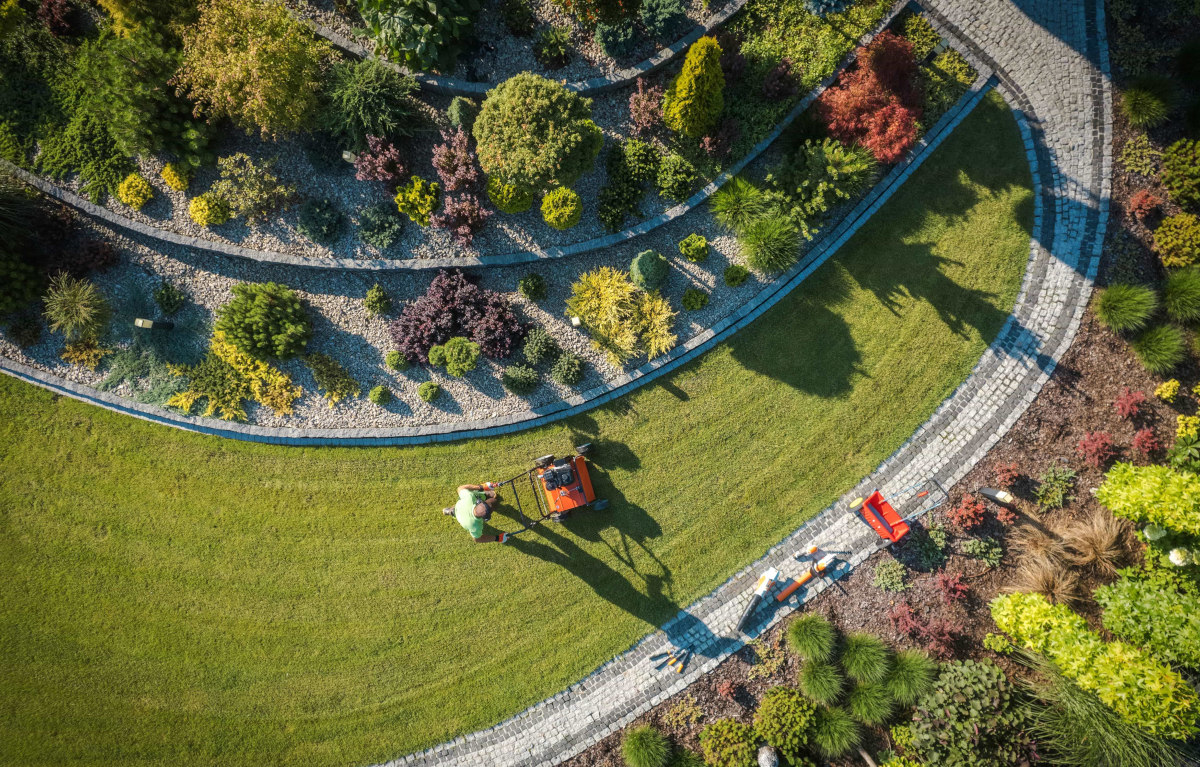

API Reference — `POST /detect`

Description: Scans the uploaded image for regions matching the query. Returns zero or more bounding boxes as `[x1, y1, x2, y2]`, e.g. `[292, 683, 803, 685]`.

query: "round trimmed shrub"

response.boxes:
[364, 283, 392, 316]
[160, 162, 191, 192]
[523, 326, 559, 364]
[418, 381, 441, 402]
[657, 153, 698, 203]
[753, 686, 815, 760]
[1165, 267, 1200, 322]
[631, 250, 669, 289]
[1094, 283, 1158, 332]
[447, 96, 478, 131]
[663, 36, 724, 138]
[841, 633, 890, 683]
[502, 363, 540, 394]
[810, 706, 860, 759]
[188, 192, 231, 227]
[698, 719, 756, 767]
[885, 649, 936, 706]
[215, 282, 312, 360]
[518, 272, 547, 301]
[541, 187, 582, 230]
[1120, 76, 1175, 128]
[473, 73, 603, 192]
[799, 660, 843, 705]
[681, 288, 708, 311]
[1131, 324, 1187, 374]
[359, 202, 404, 250]
[551, 352, 584, 385]
[1155, 213, 1200, 268]
[622, 725, 669, 767]
[788, 613, 835, 662]
[741, 217, 800, 273]
[428, 336, 480, 377]
[385, 350, 409, 370]
[117, 173, 153, 210]
[1162, 139, 1200, 210]
[296, 197, 345, 244]
[487, 177, 534, 214]
[595, 22, 635, 58]
[368, 385, 391, 405]
[678, 232, 708, 262]
[724, 264, 750, 287]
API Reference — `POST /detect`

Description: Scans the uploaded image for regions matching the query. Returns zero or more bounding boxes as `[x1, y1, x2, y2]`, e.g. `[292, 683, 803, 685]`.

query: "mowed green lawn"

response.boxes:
[0, 92, 1032, 767]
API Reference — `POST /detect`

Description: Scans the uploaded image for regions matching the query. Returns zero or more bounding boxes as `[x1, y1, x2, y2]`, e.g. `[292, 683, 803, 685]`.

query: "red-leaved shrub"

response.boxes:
[389, 269, 524, 362]
[934, 571, 970, 604]
[1077, 431, 1116, 468]
[994, 461, 1020, 489]
[855, 31, 921, 105]
[1114, 387, 1146, 419]
[889, 602, 960, 659]
[355, 136, 406, 189]
[38, 0, 74, 36]
[889, 602, 923, 636]
[431, 127, 480, 192]
[716, 679, 737, 701]
[431, 194, 492, 246]
[629, 78, 664, 134]
[946, 494, 987, 531]
[701, 118, 741, 159]
[717, 32, 745, 81]
[1132, 427, 1162, 457]
[994, 506, 1018, 526]
[1128, 189, 1161, 222]
[761, 58, 797, 100]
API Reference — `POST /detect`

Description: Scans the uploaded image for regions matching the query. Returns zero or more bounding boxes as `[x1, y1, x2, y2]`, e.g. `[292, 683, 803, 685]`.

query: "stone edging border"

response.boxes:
[299, 0, 748, 98]
[0, 66, 995, 447]
[0, 1, 907, 273]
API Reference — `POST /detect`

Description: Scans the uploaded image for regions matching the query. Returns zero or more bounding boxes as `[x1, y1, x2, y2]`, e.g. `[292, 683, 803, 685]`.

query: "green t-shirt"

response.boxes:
[454, 488, 486, 538]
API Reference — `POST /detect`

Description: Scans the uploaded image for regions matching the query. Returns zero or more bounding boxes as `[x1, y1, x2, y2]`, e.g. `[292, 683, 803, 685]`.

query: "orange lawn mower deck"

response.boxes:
[500, 444, 609, 534]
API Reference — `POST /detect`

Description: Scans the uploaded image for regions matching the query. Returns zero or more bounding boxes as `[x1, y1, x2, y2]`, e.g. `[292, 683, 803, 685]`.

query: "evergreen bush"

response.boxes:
[1155, 213, 1200, 267]
[541, 187, 582, 230]
[551, 352, 584, 385]
[321, 58, 419, 150]
[1162, 139, 1199, 209]
[630, 250, 669, 289]
[418, 380, 440, 402]
[359, 202, 405, 249]
[698, 719, 756, 767]
[296, 198, 345, 244]
[753, 687, 815, 760]
[116, 173, 153, 210]
[663, 36, 724, 138]
[214, 282, 312, 360]
[502, 363, 539, 394]
[523, 326, 559, 364]
[487, 177, 534, 214]
[428, 336, 481, 377]
[656, 153, 698, 203]
[678, 233, 708, 262]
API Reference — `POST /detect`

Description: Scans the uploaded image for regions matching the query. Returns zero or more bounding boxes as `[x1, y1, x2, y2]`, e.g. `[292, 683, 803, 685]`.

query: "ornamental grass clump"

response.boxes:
[740, 216, 801, 273]
[1165, 267, 1200, 322]
[810, 706, 860, 759]
[846, 681, 894, 725]
[710, 176, 765, 233]
[1130, 324, 1186, 374]
[753, 687, 815, 761]
[841, 633, 890, 684]
[215, 282, 312, 361]
[1120, 75, 1175, 129]
[663, 36, 724, 138]
[788, 613, 835, 662]
[884, 649, 936, 705]
[43, 273, 109, 342]
[622, 725, 669, 767]
[798, 659, 843, 705]
[1094, 283, 1157, 332]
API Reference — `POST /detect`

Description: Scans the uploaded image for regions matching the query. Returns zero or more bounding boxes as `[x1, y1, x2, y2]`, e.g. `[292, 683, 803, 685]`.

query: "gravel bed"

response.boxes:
[1, 195, 761, 430]
[285, 0, 716, 84]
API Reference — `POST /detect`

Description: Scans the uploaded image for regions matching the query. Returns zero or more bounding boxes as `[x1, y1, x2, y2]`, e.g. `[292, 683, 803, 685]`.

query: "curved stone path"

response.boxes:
[368, 0, 1111, 764]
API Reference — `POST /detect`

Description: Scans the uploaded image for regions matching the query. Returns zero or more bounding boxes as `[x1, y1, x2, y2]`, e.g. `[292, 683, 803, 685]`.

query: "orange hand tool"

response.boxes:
[776, 551, 836, 602]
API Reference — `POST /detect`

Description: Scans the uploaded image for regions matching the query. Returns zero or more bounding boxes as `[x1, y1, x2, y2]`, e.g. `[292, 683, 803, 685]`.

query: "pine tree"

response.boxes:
[663, 36, 725, 139]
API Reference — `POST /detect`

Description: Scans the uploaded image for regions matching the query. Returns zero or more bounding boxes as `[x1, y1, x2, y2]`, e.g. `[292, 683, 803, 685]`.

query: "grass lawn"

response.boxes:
[0, 91, 1032, 767]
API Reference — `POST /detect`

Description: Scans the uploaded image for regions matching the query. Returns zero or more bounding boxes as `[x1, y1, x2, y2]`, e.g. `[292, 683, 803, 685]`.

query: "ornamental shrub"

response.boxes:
[355, 136, 407, 189]
[1120, 133, 1160, 177]
[566, 267, 677, 364]
[1130, 324, 1186, 374]
[189, 192, 231, 227]
[1097, 462, 1200, 538]
[753, 687, 815, 760]
[390, 269, 524, 362]
[447, 96, 478, 131]
[1095, 564, 1200, 669]
[160, 163, 191, 192]
[767, 138, 876, 237]
[533, 25, 572, 68]
[305, 353, 361, 406]
[698, 719, 756, 767]
[1133, 426, 1162, 457]
[432, 127, 480, 192]
[553, 0, 632, 25]
[431, 193, 492, 246]
[762, 58, 797, 100]
[740, 217, 800, 273]
[418, 381, 441, 402]
[900, 10, 940, 59]
[1165, 267, 1200, 322]
[885, 649, 936, 706]
[963, 536, 1004, 568]
[656, 153, 698, 203]
[541, 187, 582, 230]
[678, 233, 708, 262]
[473, 74, 603, 193]
[701, 118, 740, 160]
[167, 331, 301, 421]
[787, 613, 835, 662]
[1094, 283, 1157, 331]
[359, 202, 405, 249]
[42, 273, 109, 342]
[1155, 213, 1200, 267]
[364, 283, 392, 316]
[296, 198, 345, 244]
[910, 660, 1036, 766]
[116, 173, 153, 210]
[873, 559, 909, 592]
[211, 154, 294, 223]
[215, 282, 312, 361]
[357, 0, 480, 72]
[806, 0, 853, 15]
[595, 22, 635, 58]
[518, 273, 547, 301]
[630, 250, 668, 289]
[990, 592, 1200, 740]
[1120, 75, 1175, 129]
[1077, 431, 1116, 468]
[1128, 189, 1161, 222]
[663, 36, 724, 139]
[153, 281, 187, 316]
[368, 385, 391, 405]
[681, 288, 708, 311]
[1162, 139, 1200, 209]
[946, 494, 987, 531]
[810, 706, 860, 759]
[395, 176, 441, 226]
[385, 350, 408, 370]
[629, 77, 664, 134]
[625, 140, 661, 184]
[710, 177, 765, 233]
[622, 725, 669, 767]
[502, 363, 539, 394]
[322, 58, 419, 150]
[178, 0, 330, 138]
[724, 264, 750, 286]
[639, 0, 686, 39]
[38, 0, 74, 36]
[428, 336, 480, 377]
[551, 352, 584, 385]
[487, 178, 533, 214]
[798, 659, 843, 704]
[523, 326, 559, 364]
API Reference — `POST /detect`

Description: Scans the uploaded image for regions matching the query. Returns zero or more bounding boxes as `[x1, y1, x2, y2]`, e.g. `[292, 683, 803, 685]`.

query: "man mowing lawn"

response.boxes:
[444, 482, 511, 543]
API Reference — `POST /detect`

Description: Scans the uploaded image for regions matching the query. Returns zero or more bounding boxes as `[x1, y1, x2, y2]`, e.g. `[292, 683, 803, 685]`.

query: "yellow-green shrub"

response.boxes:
[565, 266, 676, 365]
[188, 192, 231, 227]
[160, 162, 192, 192]
[1096, 462, 1200, 537]
[990, 592, 1199, 740]
[395, 175, 440, 226]
[541, 187, 582, 230]
[116, 173, 154, 210]
[167, 330, 301, 420]
[486, 177, 533, 213]
[1155, 213, 1200, 268]
[663, 36, 724, 138]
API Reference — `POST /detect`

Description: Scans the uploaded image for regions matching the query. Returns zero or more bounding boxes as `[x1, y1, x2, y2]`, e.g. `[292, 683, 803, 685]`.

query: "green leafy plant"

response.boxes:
[678, 233, 708, 262]
[656, 153, 698, 203]
[502, 363, 539, 394]
[798, 660, 843, 705]
[753, 686, 815, 760]
[990, 592, 1200, 740]
[622, 725, 670, 767]
[523, 326, 559, 365]
[214, 282, 312, 361]
[1120, 133, 1160, 176]
[296, 198, 345, 244]
[428, 336, 481, 377]
[962, 536, 1003, 568]
[1162, 139, 1199, 210]
[841, 633, 890, 684]
[810, 706, 860, 759]
[1164, 267, 1200, 322]
[1155, 213, 1200, 268]
[663, 36, 724, 138]
[541, 187, 582, 230]
[710, 177, 765, 233]
[900, 10, 940, 59]
[788, 613, 835, 662]
[1035, 466, 1076, 509]
[681, 288, 709, 311]
[534, 25, 571, 68]
[518, 273, 547, 301]
[1130, 325, 1186, 374]
[724, 264, 750, 287]
[385, 350, 409, 371]
[368, 385, 391, 405]
[418, 380, 441, 402]
[43, 273, 109, 342]
[116, 173, 153, 210]
[211, 154, 294, 223]
[766, 138, 876, 238]
[364, 283, 392, 316]
[395, 176, 441, 226]
[321, 58, 419, 150]
[357, 0, 480, 72]
[740, 216, 800, 273]
[305, 353, 361, 406]
[1095, 564, 1200, 669]
[551, 352, 584, 386]
[359, 202, 405, 250]
[487, 177, 533, 214]
[872, 559, 909, 592]
[153, 281, 187, 317]
[1097, 462, 1200, 537]
[631, 250, 668, 289]
[884, 649, 936, 705]
[847, 681, 894, 726]
[698, 718, 756, 767]
[473, 73, 602, 193]
[594, 21, 635, 58]
[1093, 283, 1157, 332]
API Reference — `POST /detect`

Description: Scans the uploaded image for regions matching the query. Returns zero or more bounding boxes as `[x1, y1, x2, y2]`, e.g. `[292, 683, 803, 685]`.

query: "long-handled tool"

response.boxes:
[735, 567, 780, 633]
[776, 551, 837, 602]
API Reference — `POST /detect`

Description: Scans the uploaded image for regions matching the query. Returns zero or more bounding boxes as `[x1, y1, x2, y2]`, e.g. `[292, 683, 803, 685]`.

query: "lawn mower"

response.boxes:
[497, 443, 609, 535]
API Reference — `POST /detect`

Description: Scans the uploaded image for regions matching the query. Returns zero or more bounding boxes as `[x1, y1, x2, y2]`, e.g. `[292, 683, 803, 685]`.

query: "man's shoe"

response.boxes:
[442, 507, 454, 515]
